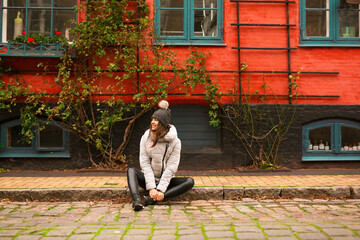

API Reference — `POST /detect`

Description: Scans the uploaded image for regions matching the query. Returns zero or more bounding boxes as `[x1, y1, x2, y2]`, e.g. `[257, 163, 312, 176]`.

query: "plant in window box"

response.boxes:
[9, 31, 69, 46]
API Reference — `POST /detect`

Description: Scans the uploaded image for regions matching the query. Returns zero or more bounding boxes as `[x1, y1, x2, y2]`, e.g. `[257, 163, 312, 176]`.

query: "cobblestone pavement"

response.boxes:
[0, 199, 359, 240]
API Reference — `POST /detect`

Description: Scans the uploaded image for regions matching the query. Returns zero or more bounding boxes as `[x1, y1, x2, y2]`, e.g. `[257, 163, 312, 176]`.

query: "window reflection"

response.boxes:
[160, 10, 184, 36]
[305, 0, 329, 37]
[309, 126, 331, 151]
[38, 125, 63, 149]
[339, 2, 360, 38]
[194, 10, 217, 37]
[341, 126, 360, 151]
[306, 0, 328, 8]
[306, 10, 329, 37]
[7, 125, 31, 148]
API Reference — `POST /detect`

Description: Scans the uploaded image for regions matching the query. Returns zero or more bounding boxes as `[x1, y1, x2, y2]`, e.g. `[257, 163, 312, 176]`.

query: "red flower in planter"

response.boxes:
[22, 31, 26, 35]
[27, 37, 35, 43]
[56, 32, 62, 35]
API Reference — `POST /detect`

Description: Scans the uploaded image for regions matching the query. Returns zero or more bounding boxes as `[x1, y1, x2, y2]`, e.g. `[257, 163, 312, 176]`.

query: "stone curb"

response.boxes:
[0, 186, 359, 202]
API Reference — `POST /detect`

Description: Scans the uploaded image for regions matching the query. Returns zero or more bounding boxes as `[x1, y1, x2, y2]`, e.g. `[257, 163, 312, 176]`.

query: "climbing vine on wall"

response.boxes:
[1, 0, 220, 168]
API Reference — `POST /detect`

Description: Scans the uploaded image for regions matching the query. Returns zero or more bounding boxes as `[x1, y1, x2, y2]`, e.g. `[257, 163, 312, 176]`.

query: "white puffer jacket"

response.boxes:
[139, 125, 181, 193]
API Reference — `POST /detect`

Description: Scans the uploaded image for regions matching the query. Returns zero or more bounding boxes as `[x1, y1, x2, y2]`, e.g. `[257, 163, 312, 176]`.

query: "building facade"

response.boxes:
[0, 0, 360, 170]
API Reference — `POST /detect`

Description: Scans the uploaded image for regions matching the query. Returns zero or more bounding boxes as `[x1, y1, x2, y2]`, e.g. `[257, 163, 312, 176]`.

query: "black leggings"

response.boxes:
[127, 167, 194, 200]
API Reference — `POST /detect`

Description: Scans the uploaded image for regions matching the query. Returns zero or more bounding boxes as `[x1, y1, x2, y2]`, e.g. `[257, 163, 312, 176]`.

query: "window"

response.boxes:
[1, 0, 76, 43]
[155, 0, 223, 45]
[302, 119, 360, 161]
[300, 0, 360, 46]
[0, 119, 69, 158]
[171, 105, 219, 152]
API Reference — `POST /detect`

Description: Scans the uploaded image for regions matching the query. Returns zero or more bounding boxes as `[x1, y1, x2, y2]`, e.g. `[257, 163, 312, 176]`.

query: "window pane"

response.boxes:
[194, 10, 217, 36]
[341, 126, 360, 151]
[8, 0, 26, 7]
[38, 125, 63, 149]
[194, 0, 218, 8]
[53, 10, 76, 40]
[339, 1, 360, 10]
[306, 0, 328, 9]
[29, 0, 51, 7]
[339, 10, 360, 38]
[160, 10, 184, 36]
[306, 10, 329, 37]
[4, 9, 26, 41]
[28, 9, 51, 35]
[309, 126, 331, 151]
[160, 0, 184, 8]
[7, 125, 31, 148]
[54, 0, 76, 8]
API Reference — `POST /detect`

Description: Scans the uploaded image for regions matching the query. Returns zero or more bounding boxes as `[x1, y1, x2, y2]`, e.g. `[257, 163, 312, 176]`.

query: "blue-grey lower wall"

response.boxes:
[0, 104, 360, 170]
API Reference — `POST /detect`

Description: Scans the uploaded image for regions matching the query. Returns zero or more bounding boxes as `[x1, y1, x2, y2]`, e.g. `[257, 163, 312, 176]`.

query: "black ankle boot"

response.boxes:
[132, 196, 144, 211]
[143, 195, 157, 206]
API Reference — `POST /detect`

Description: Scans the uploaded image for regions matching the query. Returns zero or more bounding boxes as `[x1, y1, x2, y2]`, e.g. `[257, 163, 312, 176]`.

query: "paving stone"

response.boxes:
[204, 225, 231, 231]
[205, 230, 235, 238]
[260, 224, 289, 230]
[98, 229, 124, 235]
[236, 232, 266, 239]
[67, 234, 96, 240]
[0, 230, 20, 237]
[122, 235, 151, 240]
[46, 229, 74, 236]
[282, 186, 351, 198]
[351, 186, 360, 198]
[74, 228, 100, 234]
[177, 229, 202, 235]
[153, 229, 177, 235]
[321, 228, 356, 236]
[233, 226, 262, 232]
[347, 224, 360, 230]
[177, 235, 205, 240]
[13, 236, 42, 240]
[126, 229, 152, 235]
[223, 187, 244, 199]
[296, 233, 329, 239]
[263, 229, 293, 236]
[244, 187, 281, 198]
[312, 223, 345, 228]
[331, 237, 360, 240]
[171, 187, 223, 201]
[290, 225, 320, 232]
[93, 235, 122, 240]
[151, 235, 177, 240]
[40, 237, 68, 240]
[267, 237, 298, 240]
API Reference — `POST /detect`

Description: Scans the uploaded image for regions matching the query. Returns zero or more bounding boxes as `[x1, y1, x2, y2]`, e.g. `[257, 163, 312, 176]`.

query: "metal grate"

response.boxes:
[230, 0, 340, 104]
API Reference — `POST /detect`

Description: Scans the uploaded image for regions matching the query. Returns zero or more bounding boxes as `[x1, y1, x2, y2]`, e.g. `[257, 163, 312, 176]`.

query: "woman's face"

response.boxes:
[151, 118, 159, 131]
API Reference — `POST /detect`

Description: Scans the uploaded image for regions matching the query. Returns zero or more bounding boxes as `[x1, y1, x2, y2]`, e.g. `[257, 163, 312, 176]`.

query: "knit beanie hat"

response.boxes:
[151, 100, 171, 128]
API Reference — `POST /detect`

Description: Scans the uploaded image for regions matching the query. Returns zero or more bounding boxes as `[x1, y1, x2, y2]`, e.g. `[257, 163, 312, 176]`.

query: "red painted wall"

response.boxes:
[151, 1, 360, 106]
[4, 1, 360, 106]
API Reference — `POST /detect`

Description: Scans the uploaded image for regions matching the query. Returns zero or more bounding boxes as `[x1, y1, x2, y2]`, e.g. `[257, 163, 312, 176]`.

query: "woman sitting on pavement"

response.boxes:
[127, 100, 195, 211]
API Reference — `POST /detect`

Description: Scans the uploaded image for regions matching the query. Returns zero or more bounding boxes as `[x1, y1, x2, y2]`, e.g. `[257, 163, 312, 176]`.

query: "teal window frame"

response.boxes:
[154, 0, 224, 45]
[0, 119, 70, 158]
[302, 119, 360, 161]
[0, 0, 77, 57]
[299, 0, 360, 47]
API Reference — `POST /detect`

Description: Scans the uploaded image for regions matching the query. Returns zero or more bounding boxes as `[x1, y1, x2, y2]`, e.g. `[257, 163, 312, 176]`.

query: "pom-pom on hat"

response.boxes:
[151, 100, 171, 128]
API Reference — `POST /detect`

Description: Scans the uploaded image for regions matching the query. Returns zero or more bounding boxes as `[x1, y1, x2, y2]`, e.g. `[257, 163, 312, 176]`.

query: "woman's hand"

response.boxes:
[149, 189, 158, 200]
[156, 190, 164, 202]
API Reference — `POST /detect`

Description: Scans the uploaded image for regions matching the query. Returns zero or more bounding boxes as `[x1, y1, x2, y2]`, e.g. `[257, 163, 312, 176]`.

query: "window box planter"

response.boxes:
[0, 42, 72, 58]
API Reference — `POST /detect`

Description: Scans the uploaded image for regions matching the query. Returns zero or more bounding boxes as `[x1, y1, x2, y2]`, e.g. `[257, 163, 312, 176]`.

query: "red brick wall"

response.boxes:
[4, 1, 359, 106]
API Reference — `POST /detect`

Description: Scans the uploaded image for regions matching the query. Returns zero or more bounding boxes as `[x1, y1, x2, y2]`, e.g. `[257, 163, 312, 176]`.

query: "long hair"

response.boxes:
[148, 122, 169, 148]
